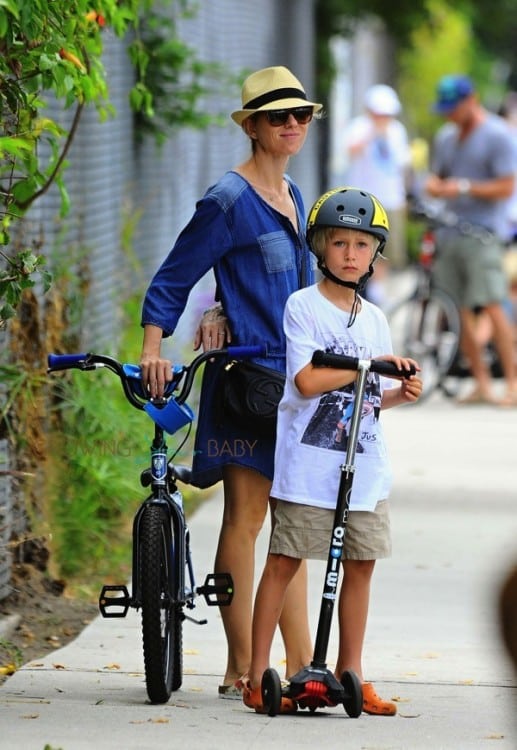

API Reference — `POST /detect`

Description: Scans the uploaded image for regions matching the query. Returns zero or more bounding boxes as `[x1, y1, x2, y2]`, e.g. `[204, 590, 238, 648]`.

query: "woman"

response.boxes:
[139, 66, 322, 697]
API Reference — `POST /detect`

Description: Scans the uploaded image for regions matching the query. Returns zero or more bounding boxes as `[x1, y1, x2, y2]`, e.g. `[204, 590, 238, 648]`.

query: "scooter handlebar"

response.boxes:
[311, 350, 416, 379]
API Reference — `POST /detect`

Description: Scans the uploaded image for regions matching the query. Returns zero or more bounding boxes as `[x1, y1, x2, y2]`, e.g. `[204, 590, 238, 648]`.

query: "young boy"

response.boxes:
[242, 187, 422, 715]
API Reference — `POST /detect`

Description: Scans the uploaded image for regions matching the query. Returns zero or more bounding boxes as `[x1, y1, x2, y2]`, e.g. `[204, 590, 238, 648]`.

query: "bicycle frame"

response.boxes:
[130, 425, 191, 613]
[47, 343, 264, 703]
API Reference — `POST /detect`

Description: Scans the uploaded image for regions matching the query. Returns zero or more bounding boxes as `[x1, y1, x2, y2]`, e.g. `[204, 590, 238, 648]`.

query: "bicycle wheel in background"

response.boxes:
[388, 288, 461, 400]
[140, 504, 183, 703]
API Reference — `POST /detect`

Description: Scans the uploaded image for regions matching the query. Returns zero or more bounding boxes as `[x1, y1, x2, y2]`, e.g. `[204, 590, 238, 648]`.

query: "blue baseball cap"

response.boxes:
[433, 75, 474, 114]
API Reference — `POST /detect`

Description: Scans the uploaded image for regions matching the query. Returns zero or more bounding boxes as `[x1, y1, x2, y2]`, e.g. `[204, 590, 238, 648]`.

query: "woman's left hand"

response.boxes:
[193, 304, 232, 352]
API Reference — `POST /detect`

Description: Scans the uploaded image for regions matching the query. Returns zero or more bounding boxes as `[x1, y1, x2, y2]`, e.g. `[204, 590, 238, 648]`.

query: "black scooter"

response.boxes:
[261, 351, 415, 717]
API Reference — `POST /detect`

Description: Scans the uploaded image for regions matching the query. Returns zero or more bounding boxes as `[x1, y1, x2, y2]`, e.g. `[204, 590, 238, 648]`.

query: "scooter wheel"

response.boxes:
[261, 668, 282, 717]
[340, 669, 363, 718]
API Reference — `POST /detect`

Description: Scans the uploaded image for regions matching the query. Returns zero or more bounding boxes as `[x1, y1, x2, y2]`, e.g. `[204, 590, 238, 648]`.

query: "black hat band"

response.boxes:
[244, 87, 307, 110]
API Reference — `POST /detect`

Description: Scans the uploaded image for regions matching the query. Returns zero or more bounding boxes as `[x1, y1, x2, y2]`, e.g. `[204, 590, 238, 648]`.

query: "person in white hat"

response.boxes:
[341, 83, 411, 287]
[140, 66, 322, 700]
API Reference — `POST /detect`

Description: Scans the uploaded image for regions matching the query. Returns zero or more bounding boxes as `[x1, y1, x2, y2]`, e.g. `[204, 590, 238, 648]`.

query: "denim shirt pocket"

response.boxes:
[258, 231, 296, 273]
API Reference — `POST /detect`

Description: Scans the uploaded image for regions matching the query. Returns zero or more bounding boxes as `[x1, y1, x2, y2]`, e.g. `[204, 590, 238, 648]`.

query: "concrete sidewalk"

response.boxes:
[1, 391, 516, 749]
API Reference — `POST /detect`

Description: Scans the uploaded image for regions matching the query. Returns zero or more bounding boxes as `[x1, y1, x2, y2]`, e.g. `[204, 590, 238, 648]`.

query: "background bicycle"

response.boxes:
[47, 345, 262, 704]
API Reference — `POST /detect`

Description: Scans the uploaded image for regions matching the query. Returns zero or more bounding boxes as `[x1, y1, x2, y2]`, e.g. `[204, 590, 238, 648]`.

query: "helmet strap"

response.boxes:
[317, 260, 366, 327]
[318, 260, 358, 291]
[316, 241, 385, 327]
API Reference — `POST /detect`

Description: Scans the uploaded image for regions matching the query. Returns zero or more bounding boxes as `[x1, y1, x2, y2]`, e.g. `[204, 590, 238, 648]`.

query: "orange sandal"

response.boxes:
[362, 682, 397, 716]
[242, 679, 297, 714]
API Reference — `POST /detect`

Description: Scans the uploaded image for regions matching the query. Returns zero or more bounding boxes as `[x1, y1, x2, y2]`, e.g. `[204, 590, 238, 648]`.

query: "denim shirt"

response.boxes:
[141, 170, 314, 369]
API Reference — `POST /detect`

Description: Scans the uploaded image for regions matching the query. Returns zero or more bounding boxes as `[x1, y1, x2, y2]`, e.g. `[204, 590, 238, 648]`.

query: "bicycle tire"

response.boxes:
[140, 504, 183, 703]
[388, 287, 461, 400]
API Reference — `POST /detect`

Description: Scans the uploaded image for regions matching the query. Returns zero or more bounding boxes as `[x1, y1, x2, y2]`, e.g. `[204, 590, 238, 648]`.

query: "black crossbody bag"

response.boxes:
[216, 359, 285, 438]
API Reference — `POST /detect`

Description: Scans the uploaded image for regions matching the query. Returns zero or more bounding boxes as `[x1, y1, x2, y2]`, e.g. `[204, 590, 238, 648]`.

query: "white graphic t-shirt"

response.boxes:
[272, 284, 395, 511]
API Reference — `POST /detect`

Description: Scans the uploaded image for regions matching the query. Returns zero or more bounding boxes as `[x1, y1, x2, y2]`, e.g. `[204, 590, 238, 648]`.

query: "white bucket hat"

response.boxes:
[231, 66, 323, 126]
[364, 84, 401, 116]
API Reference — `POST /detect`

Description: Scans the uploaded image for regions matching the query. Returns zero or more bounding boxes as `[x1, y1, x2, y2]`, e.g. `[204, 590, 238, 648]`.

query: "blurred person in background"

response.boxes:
[498, 91, 517, 247]
[425, 74, 516, 406]
[342, 83, 412, 306]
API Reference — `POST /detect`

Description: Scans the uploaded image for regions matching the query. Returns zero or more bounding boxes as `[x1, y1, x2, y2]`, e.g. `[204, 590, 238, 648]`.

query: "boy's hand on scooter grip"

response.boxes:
[400, 375, 423, 402]
[376, 354, 420, 378]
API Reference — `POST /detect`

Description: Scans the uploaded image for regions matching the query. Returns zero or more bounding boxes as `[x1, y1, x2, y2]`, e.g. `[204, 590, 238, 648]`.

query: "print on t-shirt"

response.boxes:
[301, 342, 382, 453]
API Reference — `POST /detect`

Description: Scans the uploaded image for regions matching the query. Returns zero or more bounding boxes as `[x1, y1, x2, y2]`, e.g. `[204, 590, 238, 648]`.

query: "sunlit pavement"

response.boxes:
[1, 391, 516, 749]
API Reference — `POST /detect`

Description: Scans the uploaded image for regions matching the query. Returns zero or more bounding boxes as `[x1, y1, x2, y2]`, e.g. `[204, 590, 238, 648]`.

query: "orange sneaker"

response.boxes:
[362, 682, 397, 716]
[242, 679, 297, 714]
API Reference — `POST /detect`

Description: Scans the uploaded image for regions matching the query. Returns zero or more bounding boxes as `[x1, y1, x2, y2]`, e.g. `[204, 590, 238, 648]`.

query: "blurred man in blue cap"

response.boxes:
[432, 74, 474, 114]
[425, 74, 517, 405]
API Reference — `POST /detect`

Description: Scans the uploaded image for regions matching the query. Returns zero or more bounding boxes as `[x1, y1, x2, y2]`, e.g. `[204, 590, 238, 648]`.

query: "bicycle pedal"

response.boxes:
[197, 573, 234, 606]
[99, 584, 131, 618]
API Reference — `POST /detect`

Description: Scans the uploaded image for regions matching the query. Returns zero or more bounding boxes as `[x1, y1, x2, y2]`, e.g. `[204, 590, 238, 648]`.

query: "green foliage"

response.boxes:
[466, 0, 517, 88]
[0, 0, 233, 324]
[315, 0, 517, 102]
[48, 366, 147, 580]
[398, 0, 473, 141]
[315, 0, 432, 100]
[0, 638, 23, 668]
[0, 243, 52, 322]
[129, 4, 238, 144]
[0, 363, 46, 446]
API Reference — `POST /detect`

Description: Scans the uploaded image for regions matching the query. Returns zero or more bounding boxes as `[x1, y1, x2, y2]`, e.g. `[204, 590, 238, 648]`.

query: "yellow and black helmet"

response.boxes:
[306, 186, 389, 252]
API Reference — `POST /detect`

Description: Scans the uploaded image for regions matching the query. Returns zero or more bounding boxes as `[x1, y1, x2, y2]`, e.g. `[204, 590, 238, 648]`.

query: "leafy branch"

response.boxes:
[0, 0, 234, 324]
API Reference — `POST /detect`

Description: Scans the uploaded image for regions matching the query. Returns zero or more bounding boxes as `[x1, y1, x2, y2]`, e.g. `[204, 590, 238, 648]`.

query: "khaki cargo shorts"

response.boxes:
[269, 498, 391, 561]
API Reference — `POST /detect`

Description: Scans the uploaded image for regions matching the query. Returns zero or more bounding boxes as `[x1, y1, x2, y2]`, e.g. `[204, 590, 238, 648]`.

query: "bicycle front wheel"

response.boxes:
[140, 504, 183, 703]
[388, 288, 461, 400]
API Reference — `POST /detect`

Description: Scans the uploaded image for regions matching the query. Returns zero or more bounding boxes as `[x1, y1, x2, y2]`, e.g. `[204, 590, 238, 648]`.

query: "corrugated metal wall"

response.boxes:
[1, 0, 321, 598]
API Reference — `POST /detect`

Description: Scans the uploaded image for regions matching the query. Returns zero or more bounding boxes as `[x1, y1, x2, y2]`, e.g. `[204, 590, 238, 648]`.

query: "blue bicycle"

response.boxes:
[48, 345, 261, 704]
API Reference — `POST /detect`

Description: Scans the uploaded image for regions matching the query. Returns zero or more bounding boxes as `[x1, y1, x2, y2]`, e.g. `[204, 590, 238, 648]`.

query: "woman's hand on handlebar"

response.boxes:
[140, 353, 173, 399]
[193, 304, 232, 352]
[140, 324, 173, 398]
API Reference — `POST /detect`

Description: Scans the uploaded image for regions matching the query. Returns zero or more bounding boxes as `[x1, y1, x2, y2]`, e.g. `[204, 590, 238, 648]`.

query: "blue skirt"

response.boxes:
[191, 358, 276, 488]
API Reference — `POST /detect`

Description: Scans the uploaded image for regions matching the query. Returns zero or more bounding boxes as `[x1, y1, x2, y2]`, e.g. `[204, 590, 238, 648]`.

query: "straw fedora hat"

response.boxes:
[231, 66, 323, 126]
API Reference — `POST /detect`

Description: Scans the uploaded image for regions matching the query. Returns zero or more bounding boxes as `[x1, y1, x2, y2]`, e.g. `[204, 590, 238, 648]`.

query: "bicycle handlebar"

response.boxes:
[47, 353, 90, 370]
[47, 345, 267, 411]
[408, 196, 495, 243]
[311, 350, 417, 379]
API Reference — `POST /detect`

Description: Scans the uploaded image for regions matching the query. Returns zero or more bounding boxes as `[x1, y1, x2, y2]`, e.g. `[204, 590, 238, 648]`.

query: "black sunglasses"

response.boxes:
[264, 107, 314, 126]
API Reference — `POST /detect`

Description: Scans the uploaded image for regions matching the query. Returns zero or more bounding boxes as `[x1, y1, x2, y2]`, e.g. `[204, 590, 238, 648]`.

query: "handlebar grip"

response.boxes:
[226, 345, 266, 358]
[371, 360, 416, 378]
[48, 353, 89, 370]
[312, 351, 359, 370]
[311, 350, 416, 379]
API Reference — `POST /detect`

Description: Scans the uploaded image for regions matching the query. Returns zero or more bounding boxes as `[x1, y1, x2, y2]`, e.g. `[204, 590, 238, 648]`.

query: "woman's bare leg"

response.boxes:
[215, 465, 270, 685]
